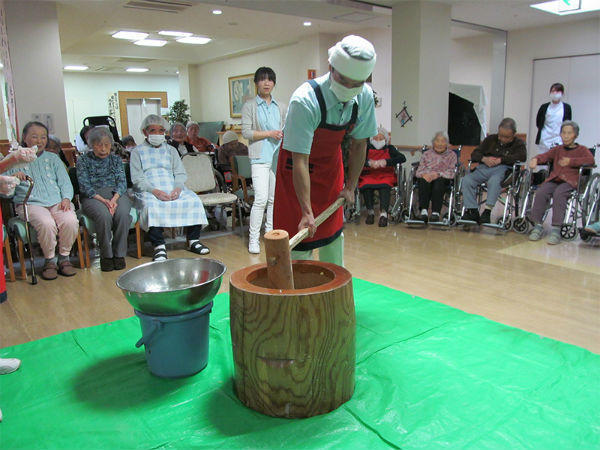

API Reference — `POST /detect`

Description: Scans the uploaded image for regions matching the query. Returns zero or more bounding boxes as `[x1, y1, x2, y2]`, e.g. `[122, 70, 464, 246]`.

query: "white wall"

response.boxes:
[191, 35, 321, 125]
[63, 72, 179, 143]
[450, 34, 493, 132]
[505, 17, 600, 137]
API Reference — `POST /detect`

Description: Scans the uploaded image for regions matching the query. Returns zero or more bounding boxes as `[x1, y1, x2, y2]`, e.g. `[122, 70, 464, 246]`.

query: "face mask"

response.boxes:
[147, 134, 165, 147]
[330, 77, 363, 103]
[370, 138, 386, 149]
[550, 92, 562, 102]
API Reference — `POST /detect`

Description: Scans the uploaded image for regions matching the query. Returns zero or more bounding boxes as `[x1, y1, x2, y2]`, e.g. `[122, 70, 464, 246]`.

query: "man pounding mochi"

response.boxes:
[273, 35, 377, 266]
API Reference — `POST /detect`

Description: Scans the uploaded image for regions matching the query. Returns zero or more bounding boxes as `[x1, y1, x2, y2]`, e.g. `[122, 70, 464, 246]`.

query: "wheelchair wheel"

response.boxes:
[497, 217, 511, 230]
[401, 208, 411, 222]
[512, 217, 530, 234]
[579, 229, 594, 242]
[560, 223, 577, 241]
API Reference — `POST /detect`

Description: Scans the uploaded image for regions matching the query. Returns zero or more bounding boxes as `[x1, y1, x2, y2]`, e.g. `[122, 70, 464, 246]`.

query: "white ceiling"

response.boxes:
[57, 0, 600, 75]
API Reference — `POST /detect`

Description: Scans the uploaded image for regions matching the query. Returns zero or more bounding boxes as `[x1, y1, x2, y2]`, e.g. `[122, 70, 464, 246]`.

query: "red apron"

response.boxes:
[0, 210, 6, 302]
[274, 79, 358, 251]
[358, 145, 396, 188]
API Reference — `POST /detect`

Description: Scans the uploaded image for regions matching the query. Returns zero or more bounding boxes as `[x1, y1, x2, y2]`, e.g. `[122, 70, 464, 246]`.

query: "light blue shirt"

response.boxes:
[253, 95, 281, 164]
[282, 73, 377, 155]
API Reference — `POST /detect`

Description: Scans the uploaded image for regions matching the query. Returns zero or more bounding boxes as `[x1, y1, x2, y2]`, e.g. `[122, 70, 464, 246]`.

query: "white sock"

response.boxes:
[380, 211, 388, 218]
[154, 244, 166, 251]
[420, 209, 428, 216]
[188, 239, 199, 249]
[367, 209, 374, 215]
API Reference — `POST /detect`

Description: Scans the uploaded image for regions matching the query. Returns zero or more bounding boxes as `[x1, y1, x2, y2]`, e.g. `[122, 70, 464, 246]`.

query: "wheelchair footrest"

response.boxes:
[481, 222, 507, 230]
[405, 219, 426, 226]
[429, 220, 451, 227]
[457, 219, 478, 225]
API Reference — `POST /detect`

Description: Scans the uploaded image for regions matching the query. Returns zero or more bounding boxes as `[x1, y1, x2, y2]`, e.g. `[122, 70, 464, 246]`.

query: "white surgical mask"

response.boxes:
[330, 77, 363, 103]
[550, 92, 563, 102]
[147, 134, 165, 147]
[370, 138, 386, 149]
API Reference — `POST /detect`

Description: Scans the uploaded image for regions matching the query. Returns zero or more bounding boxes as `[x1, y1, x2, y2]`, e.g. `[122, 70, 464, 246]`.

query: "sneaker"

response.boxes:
[480, 209, 491, 224]
[547, 229, 561, 245]
[365, 214, 375, 225]
[248, 241, 260, 254]
[113, 257, 126, 270]
[0, 358, 20, 375]
[461, 209, 480, 224]
[58, 260, 76, 277]
[41, 262, 58, 280]
[529, 225, 543, 241]
[100, 258, 114, 272]
[430, 212, 440, 222]
[378, 215, 388, 227]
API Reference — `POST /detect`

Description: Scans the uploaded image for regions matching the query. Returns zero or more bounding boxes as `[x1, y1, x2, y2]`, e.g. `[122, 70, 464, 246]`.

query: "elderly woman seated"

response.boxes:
[76, 127, 132, 272]
[186, 121, 214, 153]
[130, 114, 209, 261]
[217, 130, 248, 172]
[358, 126, 405, 227]
[167, 122, 194, 157]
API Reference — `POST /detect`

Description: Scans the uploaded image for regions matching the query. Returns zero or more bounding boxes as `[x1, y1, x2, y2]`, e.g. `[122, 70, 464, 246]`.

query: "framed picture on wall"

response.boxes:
[228, 74, 256, 118]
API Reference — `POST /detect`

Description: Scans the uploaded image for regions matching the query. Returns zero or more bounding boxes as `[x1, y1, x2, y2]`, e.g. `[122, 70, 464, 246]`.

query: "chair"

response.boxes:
[230, 155, 254, 206]
[181, 153, 243, 235]
[69, 166, 142, 268]
[2, 223, 15, 282]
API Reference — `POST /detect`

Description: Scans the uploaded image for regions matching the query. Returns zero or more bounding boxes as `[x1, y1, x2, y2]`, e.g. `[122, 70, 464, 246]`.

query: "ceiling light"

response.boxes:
[531, 0, 600, 15]
[303, 21, 312, 26]
[126, 67, 149, 72]
[64, 65, 89, 71]
[212, 9, 222, 15]
[176, 36, 211, 45]
[158, 30, 192, 37]
[134, 39, 168, 47]
[112, 31, 148, 40]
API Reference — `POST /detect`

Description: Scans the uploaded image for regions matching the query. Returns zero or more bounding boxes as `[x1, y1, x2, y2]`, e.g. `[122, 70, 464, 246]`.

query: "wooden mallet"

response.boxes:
[264, 197, 346, 289]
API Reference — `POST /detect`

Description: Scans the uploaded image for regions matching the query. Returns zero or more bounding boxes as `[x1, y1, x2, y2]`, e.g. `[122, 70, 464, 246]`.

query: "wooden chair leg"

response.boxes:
[4, 236, 15, 282]
[135, 222, 142, 259]
[17, 238, 26, 280]
[83, 228, 91, 269]
[76, 230, 85, 269]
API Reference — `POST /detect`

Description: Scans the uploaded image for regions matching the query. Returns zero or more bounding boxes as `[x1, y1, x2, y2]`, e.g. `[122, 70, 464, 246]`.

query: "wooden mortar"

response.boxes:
[229, 260, 355, 418]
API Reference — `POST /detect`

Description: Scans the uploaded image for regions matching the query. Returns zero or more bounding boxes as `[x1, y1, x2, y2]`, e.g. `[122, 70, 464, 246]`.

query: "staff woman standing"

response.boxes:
[241, 67, 286, 254]
[535, 82, 572, 154]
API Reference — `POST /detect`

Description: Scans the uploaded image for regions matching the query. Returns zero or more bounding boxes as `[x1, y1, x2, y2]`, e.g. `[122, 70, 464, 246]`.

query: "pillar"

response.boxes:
[391, 1, 451, 145]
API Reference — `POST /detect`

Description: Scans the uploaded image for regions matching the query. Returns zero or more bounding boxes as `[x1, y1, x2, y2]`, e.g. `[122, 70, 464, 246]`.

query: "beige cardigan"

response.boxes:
[241, 96, 287, 160]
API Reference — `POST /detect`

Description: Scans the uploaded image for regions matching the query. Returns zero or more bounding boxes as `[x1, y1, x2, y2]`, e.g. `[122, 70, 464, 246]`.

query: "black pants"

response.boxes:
[147, 225, 201, 246]
[361, 186, 391, 212]
[417, 178, 450, 213]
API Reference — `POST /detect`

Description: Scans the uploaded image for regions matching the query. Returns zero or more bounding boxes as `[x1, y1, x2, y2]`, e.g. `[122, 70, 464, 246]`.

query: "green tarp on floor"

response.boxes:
[0, 279, 598, 448]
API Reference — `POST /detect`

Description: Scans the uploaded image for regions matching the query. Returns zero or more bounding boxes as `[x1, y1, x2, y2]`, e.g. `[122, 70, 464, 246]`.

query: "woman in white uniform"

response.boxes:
[130, 114, 209, 261]
[535, 82, 572, 154]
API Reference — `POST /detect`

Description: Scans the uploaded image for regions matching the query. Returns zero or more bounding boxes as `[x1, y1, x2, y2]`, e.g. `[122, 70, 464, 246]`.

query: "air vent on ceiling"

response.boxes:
[116, 57, 156, 63]
[333, 12, 377, 22]
[123, 0, 193, 14]
[93, 67, 118, 72]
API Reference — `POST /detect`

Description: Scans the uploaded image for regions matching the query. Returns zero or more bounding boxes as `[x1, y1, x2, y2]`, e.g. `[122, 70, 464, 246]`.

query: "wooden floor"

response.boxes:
[2, 220, 599, 353]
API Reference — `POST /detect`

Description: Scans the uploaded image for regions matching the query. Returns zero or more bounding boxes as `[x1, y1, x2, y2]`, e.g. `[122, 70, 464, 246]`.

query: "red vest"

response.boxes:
[273, 80, 357, 251]
[358, 145, 396, 188]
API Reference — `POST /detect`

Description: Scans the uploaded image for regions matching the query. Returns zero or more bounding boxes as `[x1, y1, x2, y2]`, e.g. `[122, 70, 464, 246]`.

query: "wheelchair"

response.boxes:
[83, 115, 122, 145]
[513, 146, 598, 240]
[579, 172, 600, 242]
[457, 159, 528, 231]
[402, 145, 463, 227]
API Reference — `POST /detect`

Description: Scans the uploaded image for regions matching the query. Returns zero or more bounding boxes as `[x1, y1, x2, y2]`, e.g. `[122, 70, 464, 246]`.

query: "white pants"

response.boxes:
[249, 163, 275, 243]
[291, 233, 344, 267]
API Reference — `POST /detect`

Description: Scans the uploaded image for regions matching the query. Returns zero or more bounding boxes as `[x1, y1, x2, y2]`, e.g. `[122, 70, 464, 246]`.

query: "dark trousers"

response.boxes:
[361, 186, 391, 212]
[147, 225, 201, 247]
[418, 177, 450, 213]
[528, 181, 574, 226]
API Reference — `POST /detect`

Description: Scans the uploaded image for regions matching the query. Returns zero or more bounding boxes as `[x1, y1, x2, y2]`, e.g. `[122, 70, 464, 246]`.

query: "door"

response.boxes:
[126, 98, 161, 146]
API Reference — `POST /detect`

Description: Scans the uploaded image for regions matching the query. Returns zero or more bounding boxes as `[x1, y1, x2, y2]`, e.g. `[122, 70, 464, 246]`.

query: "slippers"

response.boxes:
[153, 247, 168, 262]
[189, 241, 210, 255]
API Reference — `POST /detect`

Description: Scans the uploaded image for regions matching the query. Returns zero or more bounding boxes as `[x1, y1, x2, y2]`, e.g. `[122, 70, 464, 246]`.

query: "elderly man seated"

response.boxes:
[460, 117, 527, 224]
[130, 114, 209, 261]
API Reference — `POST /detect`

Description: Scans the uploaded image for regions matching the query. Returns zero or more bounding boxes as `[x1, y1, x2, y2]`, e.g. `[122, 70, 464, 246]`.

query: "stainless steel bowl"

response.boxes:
[116, 258, 226, 315]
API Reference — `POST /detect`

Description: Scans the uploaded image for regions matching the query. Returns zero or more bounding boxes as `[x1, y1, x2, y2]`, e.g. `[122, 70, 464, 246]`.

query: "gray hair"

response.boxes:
[87, 126, 113, 147]
[48, 134, 61, 147]
[498, 117, 517, 134]
[140, 114, 168, 132]
[186, 121, 199, 130]
[431, 131, 449, 145]
[561, 120, 579, 136]
[170, 122, 186, 135]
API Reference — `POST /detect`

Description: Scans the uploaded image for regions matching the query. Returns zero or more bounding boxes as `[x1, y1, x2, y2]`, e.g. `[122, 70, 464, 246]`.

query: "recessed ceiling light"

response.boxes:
[303, 21, 312, 26]
[112, 31, 148, 40]
[158, 30, 192, 37]
[212, 9, 222, 15]
[126, 67, 149, 72]
[0, 62, 3, 68]
[176, 36, 212, 45]
[64, 65, 89, 71]
[176, 70, 180, 74]
[531, 0, 600, 15]
[134, 39, 168, 47]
